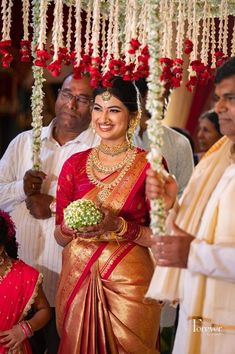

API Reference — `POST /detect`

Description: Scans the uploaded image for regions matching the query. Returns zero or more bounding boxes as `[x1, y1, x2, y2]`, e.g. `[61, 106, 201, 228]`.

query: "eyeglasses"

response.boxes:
[58, 89, 92, 106]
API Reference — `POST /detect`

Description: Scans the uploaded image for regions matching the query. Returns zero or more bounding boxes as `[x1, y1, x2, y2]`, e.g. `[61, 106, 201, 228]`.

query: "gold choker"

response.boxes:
[98, 141, 129, 156]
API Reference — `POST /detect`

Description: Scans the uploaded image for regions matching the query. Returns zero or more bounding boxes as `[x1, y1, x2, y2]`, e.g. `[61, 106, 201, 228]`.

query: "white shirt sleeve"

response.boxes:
[0, 136, 26, 212]
[188, 239, 235, 283]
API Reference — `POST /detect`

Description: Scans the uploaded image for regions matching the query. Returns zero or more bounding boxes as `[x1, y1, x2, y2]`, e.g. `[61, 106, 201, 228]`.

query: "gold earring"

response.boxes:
[91, 122, 96, 133]
[127, 113, 141, 147]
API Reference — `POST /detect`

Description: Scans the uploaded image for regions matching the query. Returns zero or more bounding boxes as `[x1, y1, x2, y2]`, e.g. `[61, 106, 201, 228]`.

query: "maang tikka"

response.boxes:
[102, 90, 112, 101]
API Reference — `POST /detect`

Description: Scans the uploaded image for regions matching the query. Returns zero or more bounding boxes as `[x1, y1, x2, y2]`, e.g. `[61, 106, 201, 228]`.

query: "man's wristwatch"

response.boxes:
[49, 199, 56, 216]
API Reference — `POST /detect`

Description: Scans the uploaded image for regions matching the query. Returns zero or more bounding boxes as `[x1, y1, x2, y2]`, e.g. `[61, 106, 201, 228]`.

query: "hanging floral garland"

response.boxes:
[48, 0, 64, 76]
[145, 0, 166, 236]
[0, 0, 13, 67]
[20, 0, 31, 63]
[31, 0, 46, 171]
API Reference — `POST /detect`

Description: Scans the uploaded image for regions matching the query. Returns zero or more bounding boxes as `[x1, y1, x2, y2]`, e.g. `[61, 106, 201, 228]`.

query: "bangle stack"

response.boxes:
[60, 224, 74, 239]
[115, 218, 141, 241]
[19, 320, 33, 338]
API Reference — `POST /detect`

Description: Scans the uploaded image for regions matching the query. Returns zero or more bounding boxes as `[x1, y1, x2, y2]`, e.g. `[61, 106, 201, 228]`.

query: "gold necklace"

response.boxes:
[98, 141, 129, 156]
[91, 148, 132, 174]
[86, 148, 137, 202]
[0, 256, 13, 283]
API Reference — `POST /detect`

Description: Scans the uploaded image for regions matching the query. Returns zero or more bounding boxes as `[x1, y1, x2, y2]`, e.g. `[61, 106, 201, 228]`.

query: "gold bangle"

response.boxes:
[115, 217, 128, 237]
[59, 226, 73, 240]
[134, 226, 143, 241]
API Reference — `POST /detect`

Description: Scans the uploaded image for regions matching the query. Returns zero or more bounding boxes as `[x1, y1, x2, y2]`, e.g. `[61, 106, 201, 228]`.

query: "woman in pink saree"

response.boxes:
[55, 78, 161, 354]
[0, 210, 51, 353]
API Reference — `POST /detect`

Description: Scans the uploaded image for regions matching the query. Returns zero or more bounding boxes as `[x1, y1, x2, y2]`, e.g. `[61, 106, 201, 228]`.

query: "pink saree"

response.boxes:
[56, 148, 161, 354]
[0, 260, 42, 354]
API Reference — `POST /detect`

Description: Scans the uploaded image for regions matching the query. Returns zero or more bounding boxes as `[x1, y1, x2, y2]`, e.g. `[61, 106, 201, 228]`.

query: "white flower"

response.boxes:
[64, 199, 103, 229]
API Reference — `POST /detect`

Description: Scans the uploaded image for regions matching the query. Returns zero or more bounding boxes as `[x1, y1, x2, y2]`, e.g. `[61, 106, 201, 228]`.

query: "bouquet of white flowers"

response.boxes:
[64, 199, 103, 230]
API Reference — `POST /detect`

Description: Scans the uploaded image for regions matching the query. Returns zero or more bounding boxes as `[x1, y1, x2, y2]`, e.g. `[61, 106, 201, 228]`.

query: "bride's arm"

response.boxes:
[54, 224, 74, 247]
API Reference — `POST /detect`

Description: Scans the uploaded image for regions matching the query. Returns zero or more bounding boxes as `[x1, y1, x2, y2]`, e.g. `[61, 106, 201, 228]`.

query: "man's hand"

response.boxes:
[151, 223, 194, 268]
[25, 194, 54, 219]
[0, 324, 26, 351]
[146, 168, 178, 210]
[23, 169, 47, 196]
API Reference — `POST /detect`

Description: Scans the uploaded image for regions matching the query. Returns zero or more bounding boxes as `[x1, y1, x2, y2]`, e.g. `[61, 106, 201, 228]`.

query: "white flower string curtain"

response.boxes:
[1, 0, 235, 299]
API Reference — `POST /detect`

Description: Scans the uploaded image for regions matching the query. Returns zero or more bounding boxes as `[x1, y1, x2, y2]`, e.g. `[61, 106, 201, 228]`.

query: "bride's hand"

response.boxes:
[75, 208, 121, 239]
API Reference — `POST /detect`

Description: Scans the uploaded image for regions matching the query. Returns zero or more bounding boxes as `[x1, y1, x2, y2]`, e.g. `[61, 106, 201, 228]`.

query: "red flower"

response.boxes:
[171, 77, 182, 88]
[0, 40, 13, 68]
[20, 40, 31, 63]
[90, 77, 101, 88]
[160, 57, 173, 66]
[0, 40, 11, 48]
[186, 76, 198, 92]
[35, 49, 50, 67]
[47, 60, 61, 76]
[0, 52, 13, 68]
[141, 45, 149, 56]
[138, 55, 149, 64]
[73, 65, 84, 79]
[214, 51, 228, 68]
[102, 71, 114, 87]
[132, 72, 141, 81]
[214, 50, 224, 58]
[70, 50, 76, 62]
[190, 60, 205, 73]
[174, 58, 183, 65]
[82, 54, 91, 65]
[184, 39, 193, 54]
[91, 56, 101, 66]
[120, 63, 135, 74]
[136, 64, 149, 78]
[58, 47, 68, 61]
[64, 53, 72, 66]
[130, 38, 141, 50]
[173, 66, 183, 75]
[109, 59, 124, 75]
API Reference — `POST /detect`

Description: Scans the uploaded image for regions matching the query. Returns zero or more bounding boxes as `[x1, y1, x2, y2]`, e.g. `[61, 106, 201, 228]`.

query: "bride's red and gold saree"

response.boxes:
[55, 148, 161, 354]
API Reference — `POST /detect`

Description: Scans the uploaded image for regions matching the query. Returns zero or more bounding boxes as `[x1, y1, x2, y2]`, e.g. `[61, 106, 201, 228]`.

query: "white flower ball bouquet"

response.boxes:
[64, 199, 103, 230]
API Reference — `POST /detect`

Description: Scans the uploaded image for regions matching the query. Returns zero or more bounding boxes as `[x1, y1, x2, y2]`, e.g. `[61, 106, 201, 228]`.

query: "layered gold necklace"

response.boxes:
[86, 146, 137, 202]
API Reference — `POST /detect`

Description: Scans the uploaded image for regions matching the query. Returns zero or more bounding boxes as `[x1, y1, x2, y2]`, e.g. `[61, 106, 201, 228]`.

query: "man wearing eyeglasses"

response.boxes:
[0, 73, 100, 354]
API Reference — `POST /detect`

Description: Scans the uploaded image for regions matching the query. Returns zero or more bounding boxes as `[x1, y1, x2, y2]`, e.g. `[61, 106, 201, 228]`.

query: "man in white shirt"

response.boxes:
[0, 73, 99, 353]
[147, 57, 235, 354]
[134, 79, 194, 197]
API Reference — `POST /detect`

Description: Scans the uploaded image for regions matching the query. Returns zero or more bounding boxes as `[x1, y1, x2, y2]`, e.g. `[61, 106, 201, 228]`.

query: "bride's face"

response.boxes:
[92, 94, 133, 144]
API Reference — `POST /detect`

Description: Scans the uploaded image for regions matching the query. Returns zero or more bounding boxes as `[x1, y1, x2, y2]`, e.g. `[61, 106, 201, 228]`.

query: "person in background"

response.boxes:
[0, 209, 51, 354]
[0, 73, 99, 354]
[171, 127, 198, 166]
[196, 110, 223, 161]
[134, 78, 194, 197]
[147, 56, 235, 354]
[55, 77, 161, 353]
